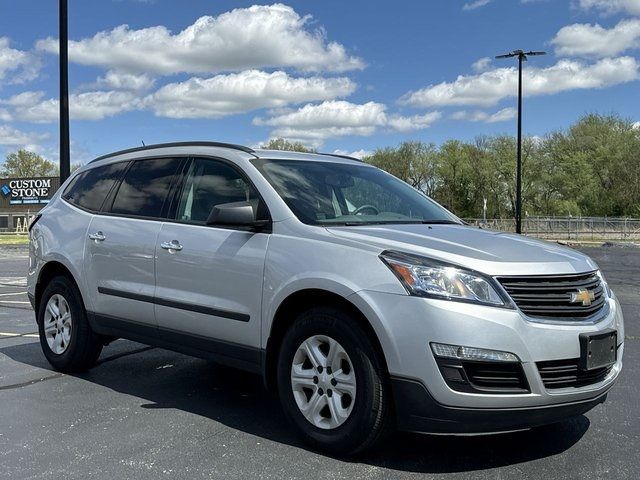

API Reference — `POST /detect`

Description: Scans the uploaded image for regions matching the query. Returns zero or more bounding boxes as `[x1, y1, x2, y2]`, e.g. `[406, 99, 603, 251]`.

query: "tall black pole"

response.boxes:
[516, 53, 523, 234]
[59, 0, 70, 182]
[495, 49, 545, 235]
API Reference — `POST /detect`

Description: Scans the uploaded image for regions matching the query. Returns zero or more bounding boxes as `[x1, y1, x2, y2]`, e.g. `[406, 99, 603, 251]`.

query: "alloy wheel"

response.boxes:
[43, 294, 72, 354]
[290, 335, 356, 430]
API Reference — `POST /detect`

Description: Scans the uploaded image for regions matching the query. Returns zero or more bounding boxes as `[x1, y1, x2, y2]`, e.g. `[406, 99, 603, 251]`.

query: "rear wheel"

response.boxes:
[277, 307, 391, 454]
[37, 276, 103, 372]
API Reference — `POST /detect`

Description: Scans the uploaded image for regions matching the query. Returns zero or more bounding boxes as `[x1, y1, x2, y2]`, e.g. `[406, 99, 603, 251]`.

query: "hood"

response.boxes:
[325, 224, 597, 276]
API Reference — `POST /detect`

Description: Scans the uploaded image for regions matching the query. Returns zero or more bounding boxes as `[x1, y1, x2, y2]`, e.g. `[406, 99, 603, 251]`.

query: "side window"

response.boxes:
[110, 157, 181, 218]
[175, 158, 261, 224]
[63, 162, 128, 212]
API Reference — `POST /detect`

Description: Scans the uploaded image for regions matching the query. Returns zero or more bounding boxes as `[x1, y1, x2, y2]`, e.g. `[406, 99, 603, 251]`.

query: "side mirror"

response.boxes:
[206, 201, 269, 229]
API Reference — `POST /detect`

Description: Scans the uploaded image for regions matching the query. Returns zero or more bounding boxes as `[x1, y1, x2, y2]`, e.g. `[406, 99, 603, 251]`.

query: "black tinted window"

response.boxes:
[176, 158, 259, 223]
[63, 162, 127, 212]
[110, 158, 181, 218]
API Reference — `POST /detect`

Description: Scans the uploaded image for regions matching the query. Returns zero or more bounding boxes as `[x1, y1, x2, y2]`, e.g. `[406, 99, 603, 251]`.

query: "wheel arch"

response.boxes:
[35, 261, 83, 315]
[263, 288, 390, 393]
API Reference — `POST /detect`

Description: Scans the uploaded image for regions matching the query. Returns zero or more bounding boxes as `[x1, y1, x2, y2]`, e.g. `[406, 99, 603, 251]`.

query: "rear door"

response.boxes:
[154, 157, 270, 366]
[84, 157, 184, 330]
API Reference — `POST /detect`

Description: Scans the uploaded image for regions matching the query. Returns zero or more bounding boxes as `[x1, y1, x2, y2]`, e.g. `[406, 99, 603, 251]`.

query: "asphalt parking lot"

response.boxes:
[0, 244, 638, 480]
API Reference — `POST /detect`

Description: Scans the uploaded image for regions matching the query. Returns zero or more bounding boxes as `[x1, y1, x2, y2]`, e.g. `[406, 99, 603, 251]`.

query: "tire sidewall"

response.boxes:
[277, 307, 386, 452]
[37, 277, 86, 368]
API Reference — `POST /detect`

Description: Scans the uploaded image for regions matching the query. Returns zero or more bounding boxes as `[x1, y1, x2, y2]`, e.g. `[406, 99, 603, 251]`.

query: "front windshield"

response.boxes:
[252, 159, 460, 226]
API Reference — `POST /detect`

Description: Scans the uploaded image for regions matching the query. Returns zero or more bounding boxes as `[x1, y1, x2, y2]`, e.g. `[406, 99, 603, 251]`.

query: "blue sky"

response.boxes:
[1, 0, 639, 164]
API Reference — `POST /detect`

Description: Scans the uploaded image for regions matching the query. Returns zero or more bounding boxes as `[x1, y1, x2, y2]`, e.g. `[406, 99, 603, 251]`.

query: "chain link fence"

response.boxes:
[465, 217, 640, 241]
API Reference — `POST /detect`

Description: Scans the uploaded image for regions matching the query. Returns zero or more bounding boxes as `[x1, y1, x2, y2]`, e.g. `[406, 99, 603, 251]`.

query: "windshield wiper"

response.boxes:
[341, 221, 387, 226]
[419, 220, 462, 225]
[330, 220, 461, 226]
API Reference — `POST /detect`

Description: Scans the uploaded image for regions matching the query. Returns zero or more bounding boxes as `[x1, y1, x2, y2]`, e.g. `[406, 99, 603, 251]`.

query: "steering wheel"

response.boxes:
[353, 204, 380, 216]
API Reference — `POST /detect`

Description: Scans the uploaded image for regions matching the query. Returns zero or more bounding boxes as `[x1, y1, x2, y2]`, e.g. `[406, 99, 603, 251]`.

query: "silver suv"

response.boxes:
[27, 142, 624, 454]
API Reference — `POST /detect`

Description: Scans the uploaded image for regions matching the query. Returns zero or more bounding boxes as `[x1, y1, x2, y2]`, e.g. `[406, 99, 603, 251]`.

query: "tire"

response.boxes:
[37, 275, 103, 372]
[277, 306, 392, 454]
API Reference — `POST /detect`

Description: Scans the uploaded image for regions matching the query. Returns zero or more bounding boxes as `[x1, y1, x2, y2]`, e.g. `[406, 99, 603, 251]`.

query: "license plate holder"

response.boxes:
[579, 329, 617, 371]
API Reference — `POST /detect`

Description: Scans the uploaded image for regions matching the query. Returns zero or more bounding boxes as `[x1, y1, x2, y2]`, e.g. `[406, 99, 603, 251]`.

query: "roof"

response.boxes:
[90, 141, 255, 163]
[89, 141, 363, 165]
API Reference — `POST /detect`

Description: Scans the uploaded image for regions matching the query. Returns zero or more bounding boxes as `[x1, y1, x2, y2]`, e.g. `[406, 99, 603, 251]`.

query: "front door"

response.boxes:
[154, 157, 270, 365]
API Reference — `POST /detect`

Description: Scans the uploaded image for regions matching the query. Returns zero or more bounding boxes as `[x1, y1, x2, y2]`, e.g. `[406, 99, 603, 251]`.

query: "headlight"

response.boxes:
[380, 251, 510, 307]
[596, 269, 611, 298]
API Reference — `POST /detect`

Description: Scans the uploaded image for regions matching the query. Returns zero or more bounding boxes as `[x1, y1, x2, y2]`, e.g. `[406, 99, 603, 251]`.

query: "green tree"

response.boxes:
[364, 141, 438, 195]
[262, 138, 315, 153]
[1, 149, 57, 178]
[564, 114, 640, 216]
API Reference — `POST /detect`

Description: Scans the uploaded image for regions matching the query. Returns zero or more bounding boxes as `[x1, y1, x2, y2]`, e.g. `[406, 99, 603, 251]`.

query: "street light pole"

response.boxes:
[495, 49, 545, 234]
[59, 0, 70, 182]
[516, 53, 523, 235]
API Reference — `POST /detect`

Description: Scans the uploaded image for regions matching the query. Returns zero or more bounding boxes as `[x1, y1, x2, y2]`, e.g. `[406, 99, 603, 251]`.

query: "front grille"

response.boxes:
[537, 358, 612, 389]
[497, 271, 606, 319]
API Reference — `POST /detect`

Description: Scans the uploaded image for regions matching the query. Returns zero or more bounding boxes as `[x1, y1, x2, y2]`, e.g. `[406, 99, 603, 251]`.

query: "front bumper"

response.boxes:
[348, 289, 624, 430]
[391, 376, 610, 434]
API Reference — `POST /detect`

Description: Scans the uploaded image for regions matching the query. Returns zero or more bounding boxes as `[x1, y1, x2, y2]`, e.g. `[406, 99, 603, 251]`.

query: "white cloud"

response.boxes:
[633, 121, 640, 129]
[254, 100, 441, 147]
[2, 90, 140, 123]
[552, 19, 640, 58]
[2, 70, 356, 123]
[0, 37, 39, 84]
[3, 91, 45, 108]
[472, 57, 492, 73]
[386, 112, 443, 131]
[0, 124, 49, 149]
[399, 56, 639, 108]
[450, 107, 517, 123]
[577, 0, 640, 16]
[147, 70, 356, 118]
[95, 70, 156, 91]
[36, 4, 364, 74]
[255, 101, 386, 145]
[463, 0, 492, 11]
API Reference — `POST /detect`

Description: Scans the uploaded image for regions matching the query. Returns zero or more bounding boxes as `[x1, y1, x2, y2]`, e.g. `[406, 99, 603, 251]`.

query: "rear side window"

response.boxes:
[110, 157, 181, 218]
[63, 162, 128, 212]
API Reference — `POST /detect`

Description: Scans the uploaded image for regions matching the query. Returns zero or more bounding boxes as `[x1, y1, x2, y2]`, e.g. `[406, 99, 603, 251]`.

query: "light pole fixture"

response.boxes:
[495, 49, 545, 234]
[59, 0, 70, 182]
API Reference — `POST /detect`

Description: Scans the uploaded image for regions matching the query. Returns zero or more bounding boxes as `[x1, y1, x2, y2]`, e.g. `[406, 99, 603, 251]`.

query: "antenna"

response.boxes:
[141, 140, 145, 146]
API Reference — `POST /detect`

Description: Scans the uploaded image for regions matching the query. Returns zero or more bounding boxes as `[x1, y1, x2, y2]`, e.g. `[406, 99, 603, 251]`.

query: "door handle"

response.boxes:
[160, 240, 183, 252]
[88, 231, 106, 242]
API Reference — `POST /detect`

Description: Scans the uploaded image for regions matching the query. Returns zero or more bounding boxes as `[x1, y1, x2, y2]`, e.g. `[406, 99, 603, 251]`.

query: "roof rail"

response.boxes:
[90, 141, 256, 163]
[317, 152, 363, 162]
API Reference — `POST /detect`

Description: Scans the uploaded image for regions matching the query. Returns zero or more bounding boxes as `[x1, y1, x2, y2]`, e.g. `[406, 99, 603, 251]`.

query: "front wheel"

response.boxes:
[277, 307, 391, 454]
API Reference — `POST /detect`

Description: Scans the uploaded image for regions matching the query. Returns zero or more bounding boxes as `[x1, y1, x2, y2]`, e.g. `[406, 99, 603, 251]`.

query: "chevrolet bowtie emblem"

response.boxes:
[570, 289, 595, 306]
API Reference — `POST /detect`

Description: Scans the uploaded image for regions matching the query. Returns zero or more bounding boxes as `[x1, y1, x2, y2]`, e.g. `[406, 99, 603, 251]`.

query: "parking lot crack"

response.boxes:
[0, 372, 64, 391]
